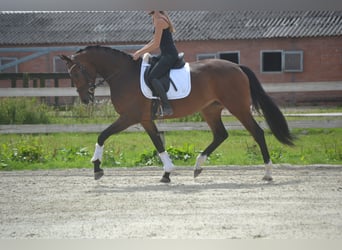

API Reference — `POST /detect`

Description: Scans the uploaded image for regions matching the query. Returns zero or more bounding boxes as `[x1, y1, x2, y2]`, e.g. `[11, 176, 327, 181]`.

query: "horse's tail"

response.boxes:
[239, 65, 295, 146]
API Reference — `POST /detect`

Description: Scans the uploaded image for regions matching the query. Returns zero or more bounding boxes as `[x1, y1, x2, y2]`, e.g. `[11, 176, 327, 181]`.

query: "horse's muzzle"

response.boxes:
[80, 93, 93, 104]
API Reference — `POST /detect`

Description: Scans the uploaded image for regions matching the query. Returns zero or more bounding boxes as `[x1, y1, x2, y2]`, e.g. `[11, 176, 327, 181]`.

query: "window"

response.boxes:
[196, 53, 216, 61]
[284, 51, 303, 72]
[0, 57, 18, 73]
[261, 51, 282, 72]
[53, 56, 68, 73]
[261, 50, 303, 73]
[218, 51, 240, 64]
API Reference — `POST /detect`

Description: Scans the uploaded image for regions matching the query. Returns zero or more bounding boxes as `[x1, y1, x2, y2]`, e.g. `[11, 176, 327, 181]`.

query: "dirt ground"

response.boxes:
[0, 165, 341, 239]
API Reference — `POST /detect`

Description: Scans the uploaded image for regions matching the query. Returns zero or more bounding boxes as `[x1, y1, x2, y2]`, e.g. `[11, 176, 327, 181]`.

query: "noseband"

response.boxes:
[68, 62, 114, 102]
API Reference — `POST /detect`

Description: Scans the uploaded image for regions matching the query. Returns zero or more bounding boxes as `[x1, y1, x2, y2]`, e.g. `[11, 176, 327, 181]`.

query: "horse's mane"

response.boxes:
[76, 45, 138, 63]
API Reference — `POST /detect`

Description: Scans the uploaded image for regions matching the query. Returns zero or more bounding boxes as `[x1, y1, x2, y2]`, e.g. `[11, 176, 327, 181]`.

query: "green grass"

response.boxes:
[1, 98, 341, 170]
[1, 97, 341, 125]
[0, 128, 341, 171]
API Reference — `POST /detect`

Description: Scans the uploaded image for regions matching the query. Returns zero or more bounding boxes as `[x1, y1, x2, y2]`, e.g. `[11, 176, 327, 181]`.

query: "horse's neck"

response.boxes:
[87, 51, 139, 86]
[79, 48, 133, 74]
[86, 52, 118, 77]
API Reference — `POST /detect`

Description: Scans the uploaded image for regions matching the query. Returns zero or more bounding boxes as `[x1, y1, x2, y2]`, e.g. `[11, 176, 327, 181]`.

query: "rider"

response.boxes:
[133, 11, 179, 116]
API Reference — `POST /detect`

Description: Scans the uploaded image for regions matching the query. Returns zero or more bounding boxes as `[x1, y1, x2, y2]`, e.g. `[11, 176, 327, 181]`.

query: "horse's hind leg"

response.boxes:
[233, 111, 273, 181]
[195, 103, 228, 177]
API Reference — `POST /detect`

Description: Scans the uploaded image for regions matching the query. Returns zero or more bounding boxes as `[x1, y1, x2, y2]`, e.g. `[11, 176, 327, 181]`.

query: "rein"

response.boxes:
[89, 72, 116, 92]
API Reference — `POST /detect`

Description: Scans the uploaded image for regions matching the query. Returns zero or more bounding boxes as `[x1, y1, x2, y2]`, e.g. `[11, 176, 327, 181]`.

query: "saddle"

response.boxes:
[143, 53, 186, 95]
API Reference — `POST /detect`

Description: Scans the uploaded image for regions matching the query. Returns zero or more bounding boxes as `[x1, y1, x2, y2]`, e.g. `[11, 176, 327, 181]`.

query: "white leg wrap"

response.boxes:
[91, 143, 104, 162]
[195, 154, 207, 169]
[264, 160, 273, 178]
[159, 151, 174, 172]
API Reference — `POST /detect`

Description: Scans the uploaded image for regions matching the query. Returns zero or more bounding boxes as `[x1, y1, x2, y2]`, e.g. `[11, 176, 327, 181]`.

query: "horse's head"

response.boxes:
[59, 54, 97, 104]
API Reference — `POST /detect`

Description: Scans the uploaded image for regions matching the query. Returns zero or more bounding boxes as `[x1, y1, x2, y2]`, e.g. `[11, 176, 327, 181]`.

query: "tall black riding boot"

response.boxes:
[151, 79, 173, 116]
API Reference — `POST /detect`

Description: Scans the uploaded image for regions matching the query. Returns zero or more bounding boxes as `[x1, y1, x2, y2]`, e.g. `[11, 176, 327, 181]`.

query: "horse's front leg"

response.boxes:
[141, 120, 174, 183]
[159, 151, 174, 183]
[91, 144, 104, 180]
[91, 116, 135, 180]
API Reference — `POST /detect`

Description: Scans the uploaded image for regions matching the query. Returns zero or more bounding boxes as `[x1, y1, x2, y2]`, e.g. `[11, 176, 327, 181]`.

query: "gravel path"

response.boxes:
[1, 165, 341, 239]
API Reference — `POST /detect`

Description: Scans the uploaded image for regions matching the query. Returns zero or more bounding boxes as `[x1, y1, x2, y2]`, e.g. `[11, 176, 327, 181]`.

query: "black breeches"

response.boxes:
[147, 54, 178, 83]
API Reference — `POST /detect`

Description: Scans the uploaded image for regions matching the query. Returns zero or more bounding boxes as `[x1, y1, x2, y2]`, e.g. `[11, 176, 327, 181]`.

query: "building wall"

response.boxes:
[1, 36, 341, 82]
[0, 50, 70, 87]
[1, 36, 341, 105]
[175, 36, 342, 83]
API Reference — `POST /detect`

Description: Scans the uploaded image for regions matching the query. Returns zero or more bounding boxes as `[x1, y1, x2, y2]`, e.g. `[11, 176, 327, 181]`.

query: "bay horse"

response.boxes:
[60, 45, 294, 183]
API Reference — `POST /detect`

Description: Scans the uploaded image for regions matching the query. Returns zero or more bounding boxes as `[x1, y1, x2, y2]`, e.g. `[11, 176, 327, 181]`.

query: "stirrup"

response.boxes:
[157, 106, 173, 117]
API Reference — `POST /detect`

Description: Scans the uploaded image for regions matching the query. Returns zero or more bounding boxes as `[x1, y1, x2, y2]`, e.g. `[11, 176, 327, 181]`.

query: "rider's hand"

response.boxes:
[132, 52, 140, 60]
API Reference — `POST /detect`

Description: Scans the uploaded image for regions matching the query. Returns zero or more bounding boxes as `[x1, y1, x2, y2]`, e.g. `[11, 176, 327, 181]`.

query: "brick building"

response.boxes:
[0, 10, 341, 105]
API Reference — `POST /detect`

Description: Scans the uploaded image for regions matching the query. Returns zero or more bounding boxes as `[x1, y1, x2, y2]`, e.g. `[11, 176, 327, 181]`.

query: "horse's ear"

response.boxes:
[59, 54, 72, 63]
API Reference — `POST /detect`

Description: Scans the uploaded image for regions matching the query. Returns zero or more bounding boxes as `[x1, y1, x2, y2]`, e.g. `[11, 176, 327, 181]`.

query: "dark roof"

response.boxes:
[0, 10, 341, 46]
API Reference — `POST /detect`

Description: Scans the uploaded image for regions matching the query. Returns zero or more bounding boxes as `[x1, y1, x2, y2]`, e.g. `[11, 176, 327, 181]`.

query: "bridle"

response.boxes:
[68, 62, 115, 102]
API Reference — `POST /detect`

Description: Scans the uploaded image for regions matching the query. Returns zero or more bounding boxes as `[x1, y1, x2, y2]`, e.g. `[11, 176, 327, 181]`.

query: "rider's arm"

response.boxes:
[133, 17, 168, 60]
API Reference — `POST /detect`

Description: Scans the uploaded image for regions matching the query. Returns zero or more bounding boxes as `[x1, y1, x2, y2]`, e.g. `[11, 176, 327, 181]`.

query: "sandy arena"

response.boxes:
[0, 165, 341, 239]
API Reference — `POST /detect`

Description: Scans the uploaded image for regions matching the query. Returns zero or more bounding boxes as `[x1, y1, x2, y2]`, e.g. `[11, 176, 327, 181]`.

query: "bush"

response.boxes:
[135, 143, 196, 166]
[4, 136, 46, 163]
[0, 136, 92, 170]
[0, 98, 51, 124]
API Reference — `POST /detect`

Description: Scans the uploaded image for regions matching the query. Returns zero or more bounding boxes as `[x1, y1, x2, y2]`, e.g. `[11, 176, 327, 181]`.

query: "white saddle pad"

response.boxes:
[140, 58, 191, 100]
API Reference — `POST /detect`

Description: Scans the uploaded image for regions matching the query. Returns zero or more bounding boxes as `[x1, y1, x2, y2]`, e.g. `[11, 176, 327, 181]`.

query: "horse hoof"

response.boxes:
[194, 168, 203, 178]
[262, 175, 273, 182]
[160, 177, 171, 183]
[160, 172, 171, 183]
[94, 170, 104, 180]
